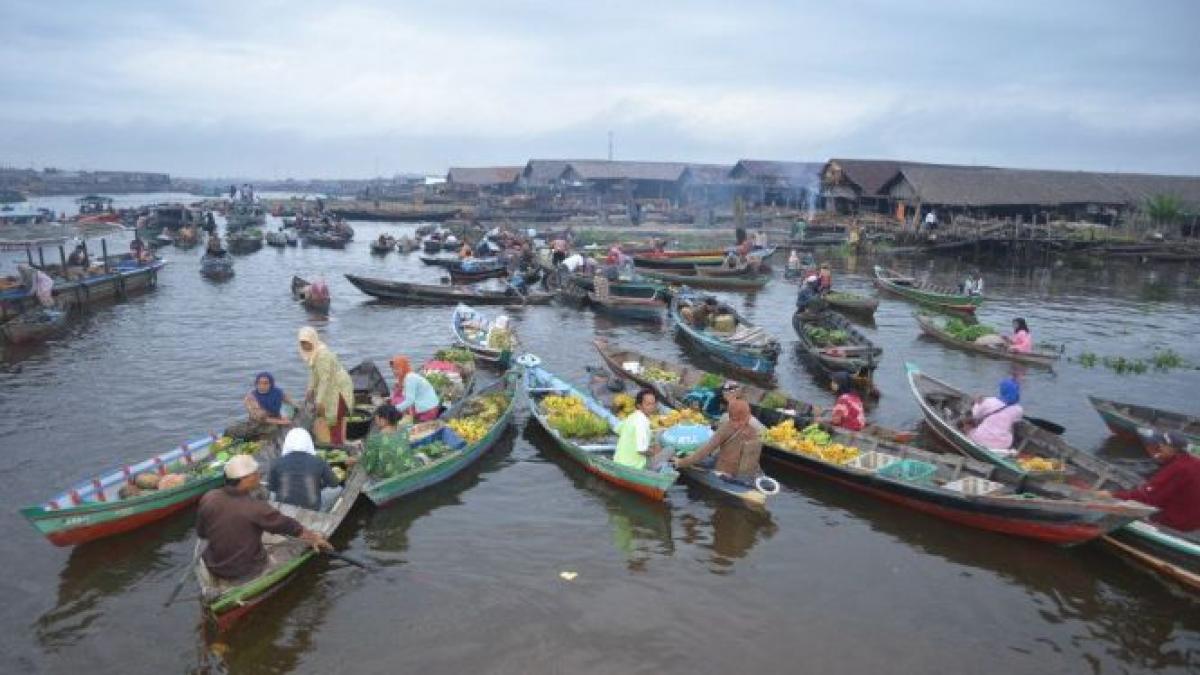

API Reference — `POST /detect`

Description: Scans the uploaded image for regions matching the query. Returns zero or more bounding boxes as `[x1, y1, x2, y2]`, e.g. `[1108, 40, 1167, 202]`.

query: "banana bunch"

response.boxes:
[612, 393, 636, 417]
[650, 408, 707, 429]
[450, 393, 511, 444]
[643, 367, 680, 383]
[763, 419, 859, 465]
[449, 417, 489, 443]
[1017, 456, 1061, 472]
[542, 394, 587, 416]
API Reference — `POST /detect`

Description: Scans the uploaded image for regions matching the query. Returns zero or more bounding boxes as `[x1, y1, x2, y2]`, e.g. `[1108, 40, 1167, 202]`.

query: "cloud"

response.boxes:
[0, 0, 1198, 176]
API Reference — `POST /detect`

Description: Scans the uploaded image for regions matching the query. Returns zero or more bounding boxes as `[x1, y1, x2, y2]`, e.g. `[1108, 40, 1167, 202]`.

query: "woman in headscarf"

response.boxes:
[268, 428, 342, 511]
[361, 403, 425, 478]
[298, 326, 354, 445]
[968, 378, 1024, 451]
[389, 355, 441, 422]
[674, 399, 763, 482]
[828, 371, 865, 432]
[243, 372, 295, 425]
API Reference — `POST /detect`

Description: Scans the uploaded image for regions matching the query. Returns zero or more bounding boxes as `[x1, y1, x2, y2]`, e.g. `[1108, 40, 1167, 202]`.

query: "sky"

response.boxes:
[1, 0, 1198, 178]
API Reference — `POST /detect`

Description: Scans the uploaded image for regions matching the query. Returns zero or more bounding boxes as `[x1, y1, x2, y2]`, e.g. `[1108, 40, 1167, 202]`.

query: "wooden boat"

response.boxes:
[823, 291, 879, 317]
[420, 255, 459, 268]
[640, 268, 770, 291]
[291, 276, 330, 314]
[634, 255, 726, 270]
[364, 374, 518, 507]
[1, 307, 69, 345]
[585, 275, 664, 321]
[451, 303, 516, 366]
[1088, 396, 1200, 455]
[873, 266, 982, 314]
[422, 239, 442, 254]
[265, 231, 288, 248]
[520, 357, 681, 500]
[396, 237, 418, 253]
[793, 310, 882, 376]
[20, 434, 259, 546]
[592, 339, 916, 445]
[370, 236, 396, 254]
[759, 423, 1154, 545]
[1, 258, 167, 320]
[669, 291, 779, 379]
[441, 239, 461, 252]
[556, 271, 664, 299]
[227, 229, 263, 254]
[346, 274, 554, 306]
[196, 461, 366, 630]
[915, 313, 1059, 368]
[200, 253, 233, 280]
[303, 232, 348, 249]
[448, 260, 509, 284]
[908, 363, 1198, 585]
[284, 229, 299, 246]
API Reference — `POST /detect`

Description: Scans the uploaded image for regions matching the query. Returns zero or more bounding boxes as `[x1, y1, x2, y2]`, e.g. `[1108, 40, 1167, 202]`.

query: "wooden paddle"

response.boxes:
[1025, 417, 1065, 435]
[163, 540, 205, 607]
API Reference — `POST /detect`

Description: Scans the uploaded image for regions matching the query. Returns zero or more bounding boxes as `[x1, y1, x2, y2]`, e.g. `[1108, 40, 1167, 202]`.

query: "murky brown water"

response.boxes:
[2, 198, 1198, 674]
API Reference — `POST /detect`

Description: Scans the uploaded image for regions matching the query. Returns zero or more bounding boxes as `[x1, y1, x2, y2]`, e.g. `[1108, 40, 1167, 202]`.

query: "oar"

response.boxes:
[164, 540, 205, 608]
[285, 535, 375, 571]
[1025, 417, 1065, 435]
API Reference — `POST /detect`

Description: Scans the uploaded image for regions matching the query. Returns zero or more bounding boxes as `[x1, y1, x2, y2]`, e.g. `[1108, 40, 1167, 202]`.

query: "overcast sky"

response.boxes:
[2, 0, 1198, 178]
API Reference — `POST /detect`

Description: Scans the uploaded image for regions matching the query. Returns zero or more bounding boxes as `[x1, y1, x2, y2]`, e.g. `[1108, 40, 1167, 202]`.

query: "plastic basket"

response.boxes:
[942, 476, 1005, 496]
[876, 459, 938, 484]
[660, 424, 713, 454]
[847, 451, 900, 472]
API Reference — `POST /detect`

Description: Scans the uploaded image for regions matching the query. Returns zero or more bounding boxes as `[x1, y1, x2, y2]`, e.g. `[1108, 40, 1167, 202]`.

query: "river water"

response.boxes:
[1, 199, 1198, 674]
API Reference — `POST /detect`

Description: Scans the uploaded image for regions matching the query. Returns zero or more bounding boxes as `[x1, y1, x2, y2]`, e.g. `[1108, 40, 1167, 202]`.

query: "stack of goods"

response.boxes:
[648, 408, 707, 430]
[804, 326, 850, 347]
[316, 449, 351, 483]
[611, 393, 636, 417]
[118, 471, 188, 499]
[641, 366, 680, 384]
[943, 317, 995, 342]
[763, 420, 860, 464]
[448, 390, 511, 444]
[541, 394, 611, 439]
[486, 321, 515, 351]
[361, 433, 421, 479]
[1016, 456, 1063, 473]
[116, 436, 263, 500]
[422, 351, 474, 405]
[697, 373, 724, 390]
[758, 391, 789, 410]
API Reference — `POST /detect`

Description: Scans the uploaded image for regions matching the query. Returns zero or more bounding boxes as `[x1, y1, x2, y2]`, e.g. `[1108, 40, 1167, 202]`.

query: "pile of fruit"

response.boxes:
[944, 317, 995, 342]
[542, 394, 611, 439]
[611, 393, 636, 417]
[804, 326, 850, 347]
[120, 471, 189, 499]
[763, 419, 860, 464]
[649, 408, 707, 430]
[1017, 456, 1062, 472]
[449, 391, 511, 443]
[642, 366, 680, 383]
[435, 347, 475, 368]
[487, 328, 515, 350]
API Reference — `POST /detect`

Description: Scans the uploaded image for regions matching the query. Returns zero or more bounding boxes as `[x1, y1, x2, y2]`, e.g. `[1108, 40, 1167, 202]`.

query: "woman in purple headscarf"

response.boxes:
[228, 372, 296, 440]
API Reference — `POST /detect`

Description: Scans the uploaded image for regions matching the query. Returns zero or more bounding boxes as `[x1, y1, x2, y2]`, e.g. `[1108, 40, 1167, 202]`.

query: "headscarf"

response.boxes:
[998, 378, 1020, 405]
[282, 427, 317, 456]
[297, 326, 325, 366]
[252, 371, 284, 416]
[390, 355, 411, 385]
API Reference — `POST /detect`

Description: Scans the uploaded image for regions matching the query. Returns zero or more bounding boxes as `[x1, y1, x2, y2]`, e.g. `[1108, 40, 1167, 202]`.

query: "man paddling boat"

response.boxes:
[1096, 430, 1200, 532]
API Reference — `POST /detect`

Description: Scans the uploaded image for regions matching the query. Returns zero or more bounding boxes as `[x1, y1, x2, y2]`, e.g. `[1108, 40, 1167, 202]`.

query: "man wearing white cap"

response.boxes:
[196, 454, 332, 581]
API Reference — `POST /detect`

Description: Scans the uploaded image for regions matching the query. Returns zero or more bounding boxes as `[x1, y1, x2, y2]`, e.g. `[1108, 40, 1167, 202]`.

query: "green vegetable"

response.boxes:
[943, 317, 996, 342]
[760, 391, 789, 410]
[435, 347, 474, 364]
[697, 373, 724, 390]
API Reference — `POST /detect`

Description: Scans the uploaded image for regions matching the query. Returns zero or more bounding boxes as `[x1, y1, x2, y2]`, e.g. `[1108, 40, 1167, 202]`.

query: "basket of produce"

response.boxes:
[804, 326, 850, 347]
[541, 394, 611, 439]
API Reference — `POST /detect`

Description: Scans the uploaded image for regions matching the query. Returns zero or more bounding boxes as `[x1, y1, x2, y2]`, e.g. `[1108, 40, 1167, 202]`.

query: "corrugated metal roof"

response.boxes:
[561, 160, 692, 182]
[446, 166, 522, 186]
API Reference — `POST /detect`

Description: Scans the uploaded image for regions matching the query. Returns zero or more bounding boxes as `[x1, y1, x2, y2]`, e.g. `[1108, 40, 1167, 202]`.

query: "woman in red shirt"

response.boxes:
[828, 372, 865, 432]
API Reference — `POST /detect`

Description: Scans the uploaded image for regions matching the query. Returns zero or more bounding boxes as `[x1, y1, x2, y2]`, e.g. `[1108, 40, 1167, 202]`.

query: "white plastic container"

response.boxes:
[847, 451, 900, 472]
[942, 476, 1006, 496]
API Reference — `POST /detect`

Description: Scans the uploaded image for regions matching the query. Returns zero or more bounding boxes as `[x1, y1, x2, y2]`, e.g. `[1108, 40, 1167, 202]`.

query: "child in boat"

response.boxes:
[1005, 318, 1033, 353]
[967, 378, 1023, 451]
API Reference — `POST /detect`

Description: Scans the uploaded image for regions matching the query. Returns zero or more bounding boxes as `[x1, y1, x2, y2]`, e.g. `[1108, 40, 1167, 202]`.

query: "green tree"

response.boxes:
[1145, 194, 1184, 227]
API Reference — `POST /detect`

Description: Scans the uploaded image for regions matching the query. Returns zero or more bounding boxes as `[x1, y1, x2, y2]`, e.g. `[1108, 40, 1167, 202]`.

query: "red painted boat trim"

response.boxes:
[45, 495, 203, 546]
[582, 464, 666, 501]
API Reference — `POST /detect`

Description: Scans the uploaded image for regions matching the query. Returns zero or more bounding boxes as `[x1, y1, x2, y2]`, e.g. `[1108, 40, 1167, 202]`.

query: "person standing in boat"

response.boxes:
[196, 455, 332, 582]
[967, 378, 1023, 451]
[206, 232, 227, 256]
[1096, 430, 1199, 532]
[828, 372, 865, 432]
[299, 327, 354, 445]
[1003, 318, 1033, 354]
[795, 273, 821, 311]
[615, 389, 669, 471]
[269, 428, 345, 511]
[389, 355, 441, 422]
[673, 399, 763, 482]
[17, 264, 55, 308]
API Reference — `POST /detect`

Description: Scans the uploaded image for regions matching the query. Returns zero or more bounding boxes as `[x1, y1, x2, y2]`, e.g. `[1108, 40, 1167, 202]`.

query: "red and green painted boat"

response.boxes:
[364, 374, 518, 507]
[196, 463, 367, 631]
[1088, 396, 1199, 456]
[519, 355, 680, 500]
[21, 434, 225, 546]
[873, 266, 982, 314]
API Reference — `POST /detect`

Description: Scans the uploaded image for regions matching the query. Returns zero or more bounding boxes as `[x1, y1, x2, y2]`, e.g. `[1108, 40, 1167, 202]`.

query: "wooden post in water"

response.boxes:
[101, 238, 109, 273]
[37, 246, 45, 269]
[26, 246, 34, 266]
[59, 245, 67, 270]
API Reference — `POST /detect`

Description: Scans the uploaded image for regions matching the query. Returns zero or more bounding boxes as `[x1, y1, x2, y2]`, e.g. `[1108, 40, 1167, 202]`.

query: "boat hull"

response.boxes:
[873, 266, 981, 314]
[915, 314, 1058, 368]
[346, 274, 554, 306]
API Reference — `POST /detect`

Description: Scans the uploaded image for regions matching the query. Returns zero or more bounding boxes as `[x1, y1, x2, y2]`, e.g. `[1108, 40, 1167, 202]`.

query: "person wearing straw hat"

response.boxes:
[1096, 429, 1199, 532]
[196, 455, 331, 581]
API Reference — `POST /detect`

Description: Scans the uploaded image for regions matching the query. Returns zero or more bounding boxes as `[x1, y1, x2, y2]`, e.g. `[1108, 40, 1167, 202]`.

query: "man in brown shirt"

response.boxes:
[673, 399, 762, 481]
[196, 455, 331, 581]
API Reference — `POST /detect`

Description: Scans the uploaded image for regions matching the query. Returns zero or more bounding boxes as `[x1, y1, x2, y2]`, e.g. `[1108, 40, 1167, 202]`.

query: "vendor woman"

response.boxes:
[229, 371, 296, 439]
[298, 326, 354, 445]
[389, 355, 441, 422]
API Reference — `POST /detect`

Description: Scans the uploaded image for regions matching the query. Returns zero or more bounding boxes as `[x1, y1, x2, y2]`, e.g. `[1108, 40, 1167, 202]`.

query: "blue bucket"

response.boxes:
[660, 424, 713, 454]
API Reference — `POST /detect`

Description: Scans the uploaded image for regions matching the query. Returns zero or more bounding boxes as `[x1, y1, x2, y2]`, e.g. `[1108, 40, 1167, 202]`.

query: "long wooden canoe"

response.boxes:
[196, 462, 367, 631]
[592, 339, 915, 445]
[907, 363, 1199, 586]
[292, 276, 331, 314]
[20, 435, 270, 546]
[792, 309, 881, 376]
[451, 303, 515, 366]
[915, 313, 1059, 368]
[557, 271, 665, 299]
[823, 291, 879, 317]
[1, 307, 69, 345]
[873, 266, 982, 314]
[640, 267, 770, 291]
[364, 374, 518, 506]
[669, 291, 779, 379]
[1088, 396, 1200, 455]
[521, 358, 680, 500]
[346, 274, 555, 306]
